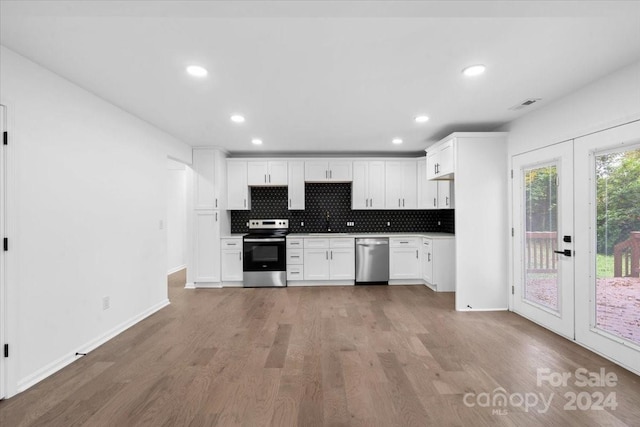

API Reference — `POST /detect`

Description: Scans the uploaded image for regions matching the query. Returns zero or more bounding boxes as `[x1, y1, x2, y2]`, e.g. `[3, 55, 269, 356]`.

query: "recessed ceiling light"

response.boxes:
[392, 138, 403, 145]
[230, 114, 245, 123]
[186, 65, 208, 77]
[251, 138, 263, 145]
[415, 115, 430, 123]
[462, 64, 486, 77]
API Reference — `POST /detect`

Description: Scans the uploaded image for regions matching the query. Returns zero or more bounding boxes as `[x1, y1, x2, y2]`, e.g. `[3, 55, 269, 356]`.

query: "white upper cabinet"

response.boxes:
[226, 160, 249, 210]
[352, 161, 385, 209]
[437, 180, 454, 209]
[305, 160, 352, 182]
[385, 160, 417, 209]
[247, 161, 288, 186]
[288, 161, 305, 210]
[417, 158, 439, 209]
[193, 148, 226, 210]
[426, 138, 454, 180]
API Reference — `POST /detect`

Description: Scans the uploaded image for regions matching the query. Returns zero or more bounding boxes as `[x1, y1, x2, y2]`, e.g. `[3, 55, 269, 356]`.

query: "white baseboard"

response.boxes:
[16, 299, 170, 394]
[184, 282, 196, 289]
[389, 279, 423, 285]
[194, 282, 223, 289]
[167, 264, 186, 275]
[221, 281, 243, 287]
[287, 280, 354, 287]
[455, 307, 509, 312]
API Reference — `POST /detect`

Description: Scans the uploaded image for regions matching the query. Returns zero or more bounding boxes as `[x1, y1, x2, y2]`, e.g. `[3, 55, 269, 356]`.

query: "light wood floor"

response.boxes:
[1, 270, 639, 426]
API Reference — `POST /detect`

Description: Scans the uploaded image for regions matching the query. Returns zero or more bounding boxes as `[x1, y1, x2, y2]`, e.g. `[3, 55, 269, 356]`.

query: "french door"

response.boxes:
[512, 141, 574, 339]
[574, 120, 640, 374]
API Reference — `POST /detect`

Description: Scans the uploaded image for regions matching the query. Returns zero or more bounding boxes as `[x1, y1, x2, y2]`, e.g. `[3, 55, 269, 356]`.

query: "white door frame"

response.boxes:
[512, 140, 575, 339]
[0, 104, 7, 399]
[574, 120, 640, 375]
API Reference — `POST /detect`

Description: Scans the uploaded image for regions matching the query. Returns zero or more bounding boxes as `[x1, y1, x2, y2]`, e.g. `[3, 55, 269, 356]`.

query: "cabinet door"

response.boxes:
[401, 160, 417, 209]
[385, 162, 404, 209]
[193, 210, 220, 282]
[438, 139, 455, 176]
[437, 181, 454, 209]
[418, 160, 438, 209]
[221, 250, 243, 281]
[426, 150, 439, 181]
[330, 248, 355, 280]
[351, 161, 369, 209]
[268, 161, 288, 185]
[288, 161, 305, 210]
[389, 247, 421, 279]
[247, 161, 268, 186]
[193, 149, 216, 209]
[304, 249, 330, 280]
[422, 239, 433, 284]
[227, 161, 249, 210]
[305, 161, 328, 181]
[328, 161, 352, 181]
[368, 161, 386, 209]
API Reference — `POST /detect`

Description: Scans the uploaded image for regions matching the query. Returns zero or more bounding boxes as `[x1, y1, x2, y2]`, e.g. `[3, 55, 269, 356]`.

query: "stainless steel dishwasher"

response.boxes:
[355, 238, 389, 284]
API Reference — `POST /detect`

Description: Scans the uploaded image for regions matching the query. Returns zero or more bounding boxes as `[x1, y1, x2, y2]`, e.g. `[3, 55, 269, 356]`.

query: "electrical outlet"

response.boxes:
[346, 221, 354, 227]
[301, 221, 304, 226]
[386, 222, 391, 226]
[102, 296, 110, 311]
[438, 221, 441, 226]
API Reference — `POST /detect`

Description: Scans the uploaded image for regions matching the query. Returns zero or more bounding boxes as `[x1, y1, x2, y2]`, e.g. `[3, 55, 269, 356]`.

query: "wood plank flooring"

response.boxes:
[1, 270, 639, 426]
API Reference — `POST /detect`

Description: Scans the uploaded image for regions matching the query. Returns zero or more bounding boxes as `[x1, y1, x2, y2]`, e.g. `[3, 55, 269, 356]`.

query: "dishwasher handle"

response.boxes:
[356, 240, 389, 246]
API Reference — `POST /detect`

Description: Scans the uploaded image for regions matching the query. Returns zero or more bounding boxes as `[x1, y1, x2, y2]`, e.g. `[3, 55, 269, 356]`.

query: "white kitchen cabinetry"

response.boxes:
[422, 237, 455, 292]
[221, 237, 243, 283]
[385, 161, 417, 209]
[305, 160, 352, 182]
[247, 161, 288, 186]
[389, 237, 421, 280]
[427, 132, 508, 310]
[226, 161, 250, 210]
[426, 138, 454, 180]
[301, 237, 355, 281]
[352, 161, 385, 209]
[286, 237, 305, 280]
[287, 161, 305, 210]
[192, 210, 221, 284]
[417, 159, 439, 209]
[418, 157, 454, 210]
[437, 181, 454, 209]
[193, 148, 226, 210]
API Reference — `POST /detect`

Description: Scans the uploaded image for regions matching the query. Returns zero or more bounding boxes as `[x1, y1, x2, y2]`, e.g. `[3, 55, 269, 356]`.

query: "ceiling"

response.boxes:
[2, 1, 640, 154]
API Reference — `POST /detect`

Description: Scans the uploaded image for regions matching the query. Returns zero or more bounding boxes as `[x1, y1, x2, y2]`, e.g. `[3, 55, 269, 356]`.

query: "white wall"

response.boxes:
[503, 60, 640, 156]
[167, 159, 187, 274]
[0, 45, 191, 397]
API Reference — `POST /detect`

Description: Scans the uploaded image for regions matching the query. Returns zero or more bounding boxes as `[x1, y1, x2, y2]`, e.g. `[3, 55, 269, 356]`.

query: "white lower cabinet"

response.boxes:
[301, 237, 355, 281]
[389, 237, 422, 280]
[221, 237, 243, 283]
[422, 237, 455, 291]
[192, 210, 221, 283]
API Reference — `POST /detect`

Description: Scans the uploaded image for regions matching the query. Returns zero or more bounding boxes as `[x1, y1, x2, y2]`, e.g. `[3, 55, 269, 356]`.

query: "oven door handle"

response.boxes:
[244, 238, 286, 243]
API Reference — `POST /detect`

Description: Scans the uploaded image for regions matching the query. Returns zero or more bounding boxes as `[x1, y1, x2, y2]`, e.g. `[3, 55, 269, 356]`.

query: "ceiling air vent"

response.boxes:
[509, 98, 542, 111]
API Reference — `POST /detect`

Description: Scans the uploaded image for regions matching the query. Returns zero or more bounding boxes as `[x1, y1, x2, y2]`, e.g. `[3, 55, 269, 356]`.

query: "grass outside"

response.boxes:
[597, 254, 614, 278]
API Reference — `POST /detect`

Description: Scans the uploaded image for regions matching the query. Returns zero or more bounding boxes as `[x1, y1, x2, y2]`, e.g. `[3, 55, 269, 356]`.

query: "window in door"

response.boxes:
[594, 147, 640, 345]
[523, 164, 559, 312]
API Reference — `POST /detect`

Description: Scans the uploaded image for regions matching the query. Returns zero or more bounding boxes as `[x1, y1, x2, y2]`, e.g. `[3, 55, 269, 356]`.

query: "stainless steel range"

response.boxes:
[243, 219, 289, 287]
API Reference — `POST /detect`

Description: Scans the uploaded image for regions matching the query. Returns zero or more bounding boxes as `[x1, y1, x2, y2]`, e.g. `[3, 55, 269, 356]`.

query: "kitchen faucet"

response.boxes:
[325, 211, 331, 232]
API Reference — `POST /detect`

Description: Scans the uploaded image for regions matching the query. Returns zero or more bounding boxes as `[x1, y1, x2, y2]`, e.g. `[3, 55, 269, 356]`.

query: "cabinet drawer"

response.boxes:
[287, 265, 304, 280]
[390, 237, 420, 248]
[287, 248, 304, 265]
[221, 238, 242, 249]
[304, 238, 330, 248]
[330, 238, 354, 248]
[287, 238, 304, 248]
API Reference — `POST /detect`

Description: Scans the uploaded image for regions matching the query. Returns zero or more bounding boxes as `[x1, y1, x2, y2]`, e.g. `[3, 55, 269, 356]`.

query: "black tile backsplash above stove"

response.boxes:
[230, 183, 455, 234]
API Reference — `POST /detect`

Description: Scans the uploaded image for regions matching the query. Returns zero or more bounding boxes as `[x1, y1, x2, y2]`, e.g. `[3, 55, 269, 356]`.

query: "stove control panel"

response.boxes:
[248, 219, 289, 229]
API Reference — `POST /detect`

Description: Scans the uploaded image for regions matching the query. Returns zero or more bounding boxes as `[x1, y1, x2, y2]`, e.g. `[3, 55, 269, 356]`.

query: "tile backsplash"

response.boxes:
[230, 183, 455, 234]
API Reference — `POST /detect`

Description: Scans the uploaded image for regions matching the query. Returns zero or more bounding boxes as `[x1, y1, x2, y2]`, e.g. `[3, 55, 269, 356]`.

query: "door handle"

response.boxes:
[331, 251, 333, 260]
[326, 251, 328, 260]
[416, 250, 418, 259]
[428, 253, 431, 262]
[330, 170, 333, 179]
[264, 174, 267, 183]
[239, 252, 242, 261]
[554, 249, 572, 257]
[446, 196, 449, 206]
[398, 198, 401, 207]
[433, 198, 436, 207]
[403, 198, 405, 207]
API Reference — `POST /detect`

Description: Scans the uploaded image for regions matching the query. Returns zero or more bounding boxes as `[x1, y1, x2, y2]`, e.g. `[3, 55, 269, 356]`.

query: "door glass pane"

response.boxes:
[524, 165, 559, 311]
[595, 148, 640, 345]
